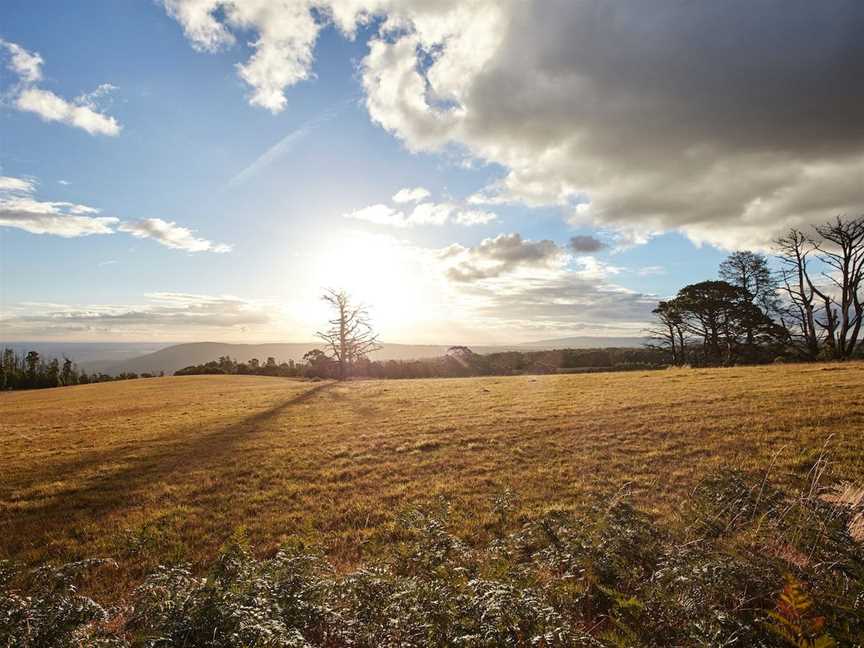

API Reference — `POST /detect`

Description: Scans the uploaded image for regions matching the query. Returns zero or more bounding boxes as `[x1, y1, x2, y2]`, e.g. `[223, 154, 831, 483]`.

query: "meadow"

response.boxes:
[2, 362, 863, 606]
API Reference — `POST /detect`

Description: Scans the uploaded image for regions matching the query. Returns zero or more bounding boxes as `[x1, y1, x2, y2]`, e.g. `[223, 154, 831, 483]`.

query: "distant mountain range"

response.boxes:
[2, 337, 649, 376]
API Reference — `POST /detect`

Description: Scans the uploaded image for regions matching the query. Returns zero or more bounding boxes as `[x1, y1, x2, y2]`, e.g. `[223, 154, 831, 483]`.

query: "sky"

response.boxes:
[1, 1, 862, 344]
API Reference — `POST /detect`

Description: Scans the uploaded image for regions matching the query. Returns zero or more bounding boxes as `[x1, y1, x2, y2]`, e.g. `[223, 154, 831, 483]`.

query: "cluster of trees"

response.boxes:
[0, 349, 158, 391]
[175, 355, 305, 378]
[650, 215, 864, 365]
[303, 345, 665, 380]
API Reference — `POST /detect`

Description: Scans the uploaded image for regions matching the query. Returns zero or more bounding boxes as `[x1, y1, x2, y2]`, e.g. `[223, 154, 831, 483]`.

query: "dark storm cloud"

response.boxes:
[444, 233, 562, 282]
[569, 235, 606, 253]
[358, 0, 864, 248]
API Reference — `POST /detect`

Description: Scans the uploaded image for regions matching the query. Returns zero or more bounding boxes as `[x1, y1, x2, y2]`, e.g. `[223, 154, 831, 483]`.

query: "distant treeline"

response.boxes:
[174, 356, 305, 378]
[1, 348, 160, 391]
[174, 346, 666, 380]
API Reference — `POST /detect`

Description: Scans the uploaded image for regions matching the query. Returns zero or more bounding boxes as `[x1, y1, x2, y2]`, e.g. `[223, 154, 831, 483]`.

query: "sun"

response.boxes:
[297, 229, 451, 341]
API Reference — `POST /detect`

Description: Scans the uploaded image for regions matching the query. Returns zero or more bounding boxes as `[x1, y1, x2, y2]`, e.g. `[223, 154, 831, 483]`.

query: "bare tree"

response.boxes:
[775, 229, 821, 358]
[775, 216, 864, 360]
[812, 216, 864, 359]
[316, 289, 382, 380]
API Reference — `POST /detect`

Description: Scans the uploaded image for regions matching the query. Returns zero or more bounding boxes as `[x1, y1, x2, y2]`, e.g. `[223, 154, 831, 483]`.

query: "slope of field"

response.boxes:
[2, 363, 863, 598]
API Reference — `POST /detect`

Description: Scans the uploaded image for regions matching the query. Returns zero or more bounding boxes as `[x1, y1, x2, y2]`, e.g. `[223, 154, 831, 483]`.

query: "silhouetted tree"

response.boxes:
[811, 216, 864, 359]
[25, 351, 40, 387]
[649, 300, 687, 365]
[775, 229, 821, 358]
[665, 281, 775, 365]
[776, 216, 864, 359]
[61, 358, 75, 386]
[719, 251, 781, 346]
[316, 289, 381, 380]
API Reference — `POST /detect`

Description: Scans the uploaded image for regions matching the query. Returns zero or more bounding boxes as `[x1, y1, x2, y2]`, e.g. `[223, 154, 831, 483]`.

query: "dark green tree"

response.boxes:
[669, 281, 776, 364]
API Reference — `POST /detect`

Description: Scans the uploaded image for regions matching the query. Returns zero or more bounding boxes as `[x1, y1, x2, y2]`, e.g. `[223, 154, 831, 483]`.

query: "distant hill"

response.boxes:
[101, 337, 648, 376]
[521, 336, 649, 348]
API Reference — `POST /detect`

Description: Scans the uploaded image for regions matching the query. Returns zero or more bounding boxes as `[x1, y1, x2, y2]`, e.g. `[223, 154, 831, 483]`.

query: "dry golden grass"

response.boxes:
[2, 363, 863, 598]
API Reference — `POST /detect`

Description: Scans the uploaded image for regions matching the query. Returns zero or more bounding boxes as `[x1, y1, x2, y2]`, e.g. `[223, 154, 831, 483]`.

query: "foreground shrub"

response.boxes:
[0, 559, 123, 647]
[1, 470, 862, 647]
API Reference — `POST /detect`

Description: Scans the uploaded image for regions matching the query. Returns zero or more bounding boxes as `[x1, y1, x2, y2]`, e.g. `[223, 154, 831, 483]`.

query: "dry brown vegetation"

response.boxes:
[2, 363, 863, 599]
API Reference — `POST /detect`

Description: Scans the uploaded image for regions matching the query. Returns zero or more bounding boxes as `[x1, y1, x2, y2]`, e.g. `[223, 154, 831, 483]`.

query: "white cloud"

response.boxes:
[346, 184, 498, 228]
[0, 203, 117, 237]
[0, 176, 35, 193]
[75, 83, 118, 110]
[407, 201, 452, 226]
[161, 0, 322, 113]
[0, 38, 42, 83]
[452, 209, 497, 226]
[0, 176, 117, 237]
[0, 175, 230, 251]
[572, 256, 624, 281]
[1, 39, 121, 136]
[16, 88, 121, 136]
[346, 200, 497, 228]
[392, 186, 430, 203]
[118, 218, 232, 253]
[344, 203, 406, 227]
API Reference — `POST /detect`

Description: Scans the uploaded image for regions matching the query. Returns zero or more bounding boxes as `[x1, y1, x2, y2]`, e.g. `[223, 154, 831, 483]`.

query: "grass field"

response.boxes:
[2, 363, 863, 599]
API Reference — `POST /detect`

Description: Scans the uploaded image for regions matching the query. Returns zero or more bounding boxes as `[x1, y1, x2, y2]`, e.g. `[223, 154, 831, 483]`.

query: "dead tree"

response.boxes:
[775, 229, 821, 358]
[812, 216, 864, 359]
[775, 216, 864, 360]
[316, 289, 382, 380]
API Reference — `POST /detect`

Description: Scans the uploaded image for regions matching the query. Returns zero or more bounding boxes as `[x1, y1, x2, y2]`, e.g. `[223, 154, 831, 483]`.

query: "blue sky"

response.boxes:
[2, 1, 859, 343]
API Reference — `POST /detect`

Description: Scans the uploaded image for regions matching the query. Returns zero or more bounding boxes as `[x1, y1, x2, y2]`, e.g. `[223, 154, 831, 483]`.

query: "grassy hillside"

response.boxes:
[2, 363, 863, 601]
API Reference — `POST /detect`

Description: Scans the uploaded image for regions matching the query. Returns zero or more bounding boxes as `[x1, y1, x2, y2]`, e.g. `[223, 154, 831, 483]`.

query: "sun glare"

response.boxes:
[301, 230, 448, 341]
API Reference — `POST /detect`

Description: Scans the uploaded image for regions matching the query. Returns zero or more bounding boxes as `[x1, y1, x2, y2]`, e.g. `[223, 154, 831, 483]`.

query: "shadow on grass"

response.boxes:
[0, 381, 336, 556]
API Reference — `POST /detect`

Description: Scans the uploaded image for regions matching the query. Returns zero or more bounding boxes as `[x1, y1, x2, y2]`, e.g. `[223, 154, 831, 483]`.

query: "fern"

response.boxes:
[764, 575, 835, 648]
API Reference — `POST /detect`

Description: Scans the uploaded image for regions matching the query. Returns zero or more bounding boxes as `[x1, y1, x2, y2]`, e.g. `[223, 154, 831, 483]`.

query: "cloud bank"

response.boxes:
[1, 293, 270, 339]
[164, 0, 864, 248]
[434, 232, 655, 338]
